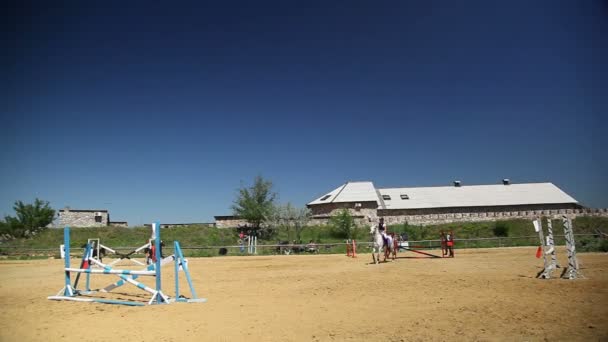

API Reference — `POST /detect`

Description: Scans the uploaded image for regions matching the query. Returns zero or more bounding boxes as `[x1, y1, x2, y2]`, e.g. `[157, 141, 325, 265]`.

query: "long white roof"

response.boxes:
[378, 183, 578, 209]
[308, 181, 578, 209]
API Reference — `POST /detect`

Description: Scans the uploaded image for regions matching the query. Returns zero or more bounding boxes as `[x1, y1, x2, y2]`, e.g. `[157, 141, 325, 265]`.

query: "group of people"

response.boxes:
[376, 217, 455, 259]
[144, 240, 165, 264]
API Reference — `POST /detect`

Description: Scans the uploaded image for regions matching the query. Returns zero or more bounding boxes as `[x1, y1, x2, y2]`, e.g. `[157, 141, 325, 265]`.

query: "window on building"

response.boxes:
[400, 194, 409, 200]
[95, 215, 102, 223]
[382, 195, 391, 200]
[320, 195, 331, 201]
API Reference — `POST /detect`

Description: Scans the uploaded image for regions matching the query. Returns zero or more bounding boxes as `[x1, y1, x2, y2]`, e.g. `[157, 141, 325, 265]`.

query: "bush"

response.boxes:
[493, 222, 509, 237]
[600, 239, 608, 253]
[329, 209, 356, 239]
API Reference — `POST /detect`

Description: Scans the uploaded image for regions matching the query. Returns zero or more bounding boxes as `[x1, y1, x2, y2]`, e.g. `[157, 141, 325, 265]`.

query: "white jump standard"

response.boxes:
[48, 221, 207, 306]
[534, 215, 582, 280]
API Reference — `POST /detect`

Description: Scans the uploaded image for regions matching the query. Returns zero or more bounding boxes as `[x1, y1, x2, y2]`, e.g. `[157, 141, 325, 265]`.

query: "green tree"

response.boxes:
[4, 198, 55, 238]
[272, 203, 312, 242]
[330, 209, 356, 239]
[232, 175, 277, 231]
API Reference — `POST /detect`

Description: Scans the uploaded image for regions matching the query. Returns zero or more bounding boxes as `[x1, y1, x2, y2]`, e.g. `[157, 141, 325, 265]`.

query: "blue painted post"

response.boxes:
[63, 227, 71, 296]
[154, 221, 162, 303]
[85, 244, 92, 291]
[175, 241, 198, 299]
[85, 244, 92, 292]
[73, 243, 91, 290]
[174, 241, 180, 299]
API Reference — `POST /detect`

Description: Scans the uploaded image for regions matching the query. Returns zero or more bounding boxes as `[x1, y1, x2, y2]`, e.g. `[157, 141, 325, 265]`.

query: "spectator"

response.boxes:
[446, 230, 454, 257]
[440, 231, 447, 257]
[306, 240, 317, 254]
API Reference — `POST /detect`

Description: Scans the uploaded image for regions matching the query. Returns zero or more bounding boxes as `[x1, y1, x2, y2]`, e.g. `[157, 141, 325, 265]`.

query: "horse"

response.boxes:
[369, 223, 382, 264]
[369, 222, 395, 264]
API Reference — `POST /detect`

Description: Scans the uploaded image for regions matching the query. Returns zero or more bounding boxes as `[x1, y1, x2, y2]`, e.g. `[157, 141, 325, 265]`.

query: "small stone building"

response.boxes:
[58, 209, 110, 227]
[306, 180, 600, 226]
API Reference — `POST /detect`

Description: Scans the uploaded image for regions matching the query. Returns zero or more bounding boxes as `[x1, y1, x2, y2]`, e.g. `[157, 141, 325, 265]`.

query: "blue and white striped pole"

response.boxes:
[174, 241, 180, 299]
[174, 241, 198, 299]
[154, 221, 161, 302]
[152, 221, 168, 304]
[63, 226, 72, 296]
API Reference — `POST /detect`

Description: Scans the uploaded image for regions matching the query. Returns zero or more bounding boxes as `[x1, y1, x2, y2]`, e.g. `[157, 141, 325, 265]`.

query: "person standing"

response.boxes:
[446, 230, 455, 258]
[440, 231, 447, 257]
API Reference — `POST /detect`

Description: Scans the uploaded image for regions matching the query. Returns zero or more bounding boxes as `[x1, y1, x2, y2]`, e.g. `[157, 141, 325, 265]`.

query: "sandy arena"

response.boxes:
[0, 247, 607, 341]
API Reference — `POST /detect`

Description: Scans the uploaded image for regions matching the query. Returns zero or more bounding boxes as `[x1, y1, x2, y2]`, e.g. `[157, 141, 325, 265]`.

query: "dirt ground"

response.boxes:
[0, 247, 606, 342]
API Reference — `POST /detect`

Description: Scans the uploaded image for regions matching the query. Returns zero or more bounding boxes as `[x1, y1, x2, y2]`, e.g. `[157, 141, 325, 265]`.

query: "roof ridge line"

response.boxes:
[330, 183, 349, 203]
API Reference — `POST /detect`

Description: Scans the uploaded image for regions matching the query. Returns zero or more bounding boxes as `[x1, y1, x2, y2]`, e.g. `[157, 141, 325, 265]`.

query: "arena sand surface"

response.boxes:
[0, 247, 607, 342]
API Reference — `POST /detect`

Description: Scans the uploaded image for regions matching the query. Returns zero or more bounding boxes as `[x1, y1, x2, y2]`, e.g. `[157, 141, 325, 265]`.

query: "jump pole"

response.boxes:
[101, 255, 175, 293]
[173, 241, 206, 303]
[62, 227, 74, 296]
[151, 221, 168, 304]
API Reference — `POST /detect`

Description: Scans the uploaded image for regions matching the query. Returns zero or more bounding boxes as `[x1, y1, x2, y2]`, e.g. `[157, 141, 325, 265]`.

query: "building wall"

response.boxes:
[215, 217, 249, 229]
[380, 207, 608, 225]
[109, 222, 128, 227]
[308, 203, 608, 226]
[59, 211, 109, 227]
[309, 201, 378, 216]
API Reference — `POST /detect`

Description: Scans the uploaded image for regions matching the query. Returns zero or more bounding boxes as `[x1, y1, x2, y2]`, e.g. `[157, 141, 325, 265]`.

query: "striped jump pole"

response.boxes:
[173, 241, 206, 303]
[73, 242, 92, 291]
[47, 296, 146, 306]
[150, 221, 169, 304]
[65, 268, 156, 275]
[62, 227, 74, 297]
[560, 216, 581, 279]
[88, 254, 170, 303]
[101, 255, 175, 293]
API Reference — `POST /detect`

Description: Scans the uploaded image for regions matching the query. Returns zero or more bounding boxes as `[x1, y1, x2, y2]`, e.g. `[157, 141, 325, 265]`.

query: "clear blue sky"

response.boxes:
[3, 1, 607, 225]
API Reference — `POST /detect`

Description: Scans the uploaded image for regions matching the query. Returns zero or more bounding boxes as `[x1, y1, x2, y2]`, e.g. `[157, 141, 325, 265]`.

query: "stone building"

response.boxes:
[306, 180, 605, 226]
[58, 209, 110, 227]
[57, 208, 128, 227]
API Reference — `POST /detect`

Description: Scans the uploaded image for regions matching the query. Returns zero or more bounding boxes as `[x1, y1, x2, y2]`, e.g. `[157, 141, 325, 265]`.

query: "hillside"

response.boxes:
[1, 217, 607, 258]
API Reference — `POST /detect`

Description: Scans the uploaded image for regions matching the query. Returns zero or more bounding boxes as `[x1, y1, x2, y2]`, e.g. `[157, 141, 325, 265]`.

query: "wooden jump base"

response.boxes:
[48, 222, 207, 306]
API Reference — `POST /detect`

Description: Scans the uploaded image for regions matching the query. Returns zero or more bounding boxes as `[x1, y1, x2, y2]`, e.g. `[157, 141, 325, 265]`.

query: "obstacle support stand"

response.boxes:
[534, 216, 581, 280]
[48, 221, 207, 306]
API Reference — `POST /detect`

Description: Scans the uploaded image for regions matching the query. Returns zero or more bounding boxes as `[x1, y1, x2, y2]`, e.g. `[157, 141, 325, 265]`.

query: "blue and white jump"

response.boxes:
[48, 221, 207, 306]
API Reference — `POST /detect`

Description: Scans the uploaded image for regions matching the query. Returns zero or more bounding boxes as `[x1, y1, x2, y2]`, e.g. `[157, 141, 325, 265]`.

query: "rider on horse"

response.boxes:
[379, 218, 389, 246]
